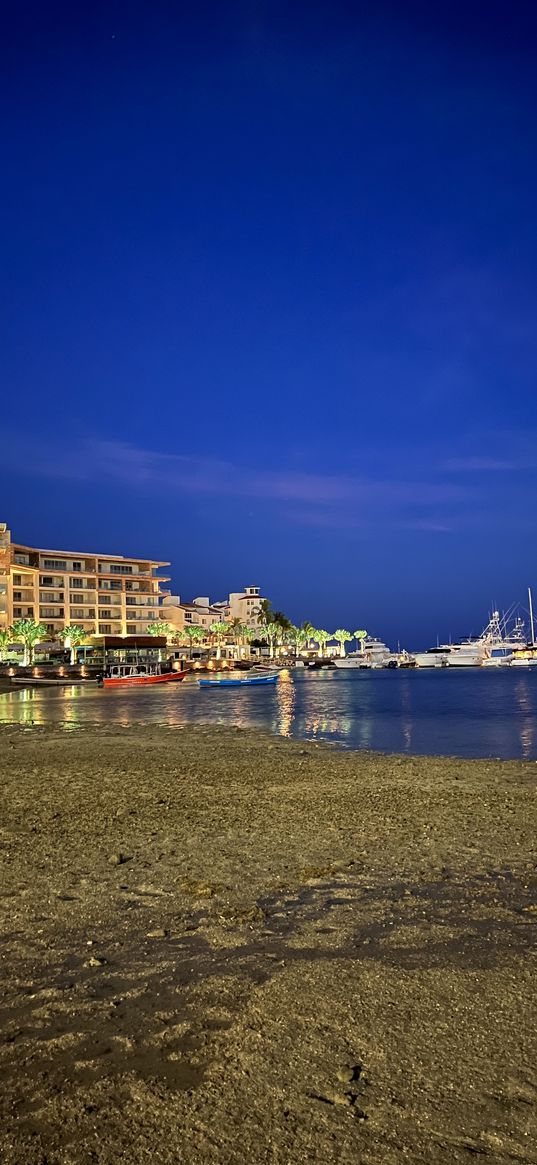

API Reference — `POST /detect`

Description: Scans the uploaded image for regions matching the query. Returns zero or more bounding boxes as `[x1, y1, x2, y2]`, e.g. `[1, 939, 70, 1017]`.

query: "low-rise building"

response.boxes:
[162, 585, 267, 633]
[162, 595, 224, 633]
[0, 522, 170, 639]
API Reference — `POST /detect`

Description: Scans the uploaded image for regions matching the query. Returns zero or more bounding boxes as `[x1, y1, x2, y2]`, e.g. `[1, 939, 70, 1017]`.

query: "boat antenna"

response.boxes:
[529, 587, 535, 646]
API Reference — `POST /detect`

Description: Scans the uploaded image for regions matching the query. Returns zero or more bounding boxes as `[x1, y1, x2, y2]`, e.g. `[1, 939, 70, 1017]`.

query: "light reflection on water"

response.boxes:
[2, 669, 537, 759]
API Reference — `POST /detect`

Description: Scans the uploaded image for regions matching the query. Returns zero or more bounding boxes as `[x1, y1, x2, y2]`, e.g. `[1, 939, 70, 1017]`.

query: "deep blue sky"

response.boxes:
[2, 0, 537, 648]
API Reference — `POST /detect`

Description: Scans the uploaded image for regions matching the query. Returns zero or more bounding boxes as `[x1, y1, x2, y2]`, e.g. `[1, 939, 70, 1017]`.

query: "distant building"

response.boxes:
[162, 585, 266, 632]
[0, 522, 170, 638]
[162, 595, 224, 633]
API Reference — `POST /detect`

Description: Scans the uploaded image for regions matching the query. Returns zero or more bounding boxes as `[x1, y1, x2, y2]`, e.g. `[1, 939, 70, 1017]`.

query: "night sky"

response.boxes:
[2, 1, 537, 649]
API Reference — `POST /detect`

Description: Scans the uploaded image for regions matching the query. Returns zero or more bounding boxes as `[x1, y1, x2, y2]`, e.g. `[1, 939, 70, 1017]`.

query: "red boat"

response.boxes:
[99, 664, 187, 688]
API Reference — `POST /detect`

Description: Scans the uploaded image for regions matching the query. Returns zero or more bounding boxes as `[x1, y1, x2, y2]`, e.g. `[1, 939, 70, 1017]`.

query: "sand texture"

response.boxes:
[1, 723, 537, 1164]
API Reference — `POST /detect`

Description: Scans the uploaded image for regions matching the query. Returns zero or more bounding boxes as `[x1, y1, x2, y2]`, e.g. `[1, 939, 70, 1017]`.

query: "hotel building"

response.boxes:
[0, 523, 170, 639]
[162, 586, 265, 633]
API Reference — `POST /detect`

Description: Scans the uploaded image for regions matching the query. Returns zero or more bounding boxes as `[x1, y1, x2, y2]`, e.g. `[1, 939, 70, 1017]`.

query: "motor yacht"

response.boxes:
[334, 636, 395, 669]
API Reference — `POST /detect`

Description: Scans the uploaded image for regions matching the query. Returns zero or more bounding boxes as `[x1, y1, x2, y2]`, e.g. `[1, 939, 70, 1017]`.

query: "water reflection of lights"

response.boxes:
[400, 676, 413, 750]
[303, 713, 353, 740]
[274, 671, 295, 736]
[514, 679, 535, 758]
[0, 687, 45, 725]
[3, 669, 537, 759]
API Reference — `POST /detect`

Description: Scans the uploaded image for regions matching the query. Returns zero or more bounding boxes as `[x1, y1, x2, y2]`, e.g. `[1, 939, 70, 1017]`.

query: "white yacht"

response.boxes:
[334, 636, 395, 669]
[508, 589, 537, 665]
[412, 610, 527, 669]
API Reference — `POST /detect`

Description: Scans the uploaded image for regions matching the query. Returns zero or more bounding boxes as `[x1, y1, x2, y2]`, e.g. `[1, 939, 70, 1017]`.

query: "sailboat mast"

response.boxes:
[529, 587, 535, 646]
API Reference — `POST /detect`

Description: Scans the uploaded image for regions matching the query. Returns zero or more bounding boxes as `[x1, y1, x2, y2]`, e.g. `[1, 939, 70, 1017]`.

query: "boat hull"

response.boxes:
[10, 677, 97, 686]
[411, 653, 448, 668]
[101, 672, 186, 687]
[198, 674, 278, 687]
[445, 654, 484, 667]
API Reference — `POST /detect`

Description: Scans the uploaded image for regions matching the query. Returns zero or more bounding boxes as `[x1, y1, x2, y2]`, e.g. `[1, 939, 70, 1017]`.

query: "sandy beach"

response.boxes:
[1, 722, 536, 1164]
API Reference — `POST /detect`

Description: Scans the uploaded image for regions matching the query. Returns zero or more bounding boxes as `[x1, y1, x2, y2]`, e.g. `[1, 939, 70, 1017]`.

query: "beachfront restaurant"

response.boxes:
[84, 634, 172, 668]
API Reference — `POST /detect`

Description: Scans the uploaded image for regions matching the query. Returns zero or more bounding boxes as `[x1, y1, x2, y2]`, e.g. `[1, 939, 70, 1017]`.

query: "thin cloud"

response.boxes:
[1, 433, 471, 532]
[444, 456, 521, 472]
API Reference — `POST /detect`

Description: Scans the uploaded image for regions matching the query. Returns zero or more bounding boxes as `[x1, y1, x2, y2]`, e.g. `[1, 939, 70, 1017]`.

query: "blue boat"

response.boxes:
[198, 673, 279, 688]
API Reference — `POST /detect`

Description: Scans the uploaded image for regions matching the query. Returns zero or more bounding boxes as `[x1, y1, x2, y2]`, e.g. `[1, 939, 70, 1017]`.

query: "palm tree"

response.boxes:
[301, 621, 315, 650]
[354, 629, 368, 654]
[148, 620, 172, 638]
[11, 618, 48, 666]
[255, 598, 273, 629]
[333, 629, 352, 658]
[255, 606, 292, 658]
[313, 628, 330, 658]
[287, 624, 307, 660]
[0, 627, 12, 663]
[272, 611, 292, 631]
[228, 619, 251, 658]
[181, 624, 206, 658]
[209, 621, 230, 661]
[57, 624, 90, 665]
[259, 621, 279, 659]
[147, 619, 172, 661]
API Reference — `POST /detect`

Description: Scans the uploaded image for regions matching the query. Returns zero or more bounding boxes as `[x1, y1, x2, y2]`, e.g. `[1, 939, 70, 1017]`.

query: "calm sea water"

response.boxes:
[1, 668, 537, 759]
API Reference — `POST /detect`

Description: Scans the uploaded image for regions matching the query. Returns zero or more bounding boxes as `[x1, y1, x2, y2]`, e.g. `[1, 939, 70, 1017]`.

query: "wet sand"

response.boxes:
[1, 723, 536, 1164]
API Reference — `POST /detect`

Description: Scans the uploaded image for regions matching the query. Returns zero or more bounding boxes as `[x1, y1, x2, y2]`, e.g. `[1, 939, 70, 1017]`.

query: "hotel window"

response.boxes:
[43, 559, 66, 570]
[70, 578, 84, 589]
[99, 624, 112, 633]
[127, 624, 137, 634]
[108, 564, 133, 575]
[72, 562, 82, 571]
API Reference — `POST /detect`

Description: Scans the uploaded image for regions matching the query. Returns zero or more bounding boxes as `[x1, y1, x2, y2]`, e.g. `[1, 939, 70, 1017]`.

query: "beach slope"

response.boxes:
[1, 724, 536, 1164]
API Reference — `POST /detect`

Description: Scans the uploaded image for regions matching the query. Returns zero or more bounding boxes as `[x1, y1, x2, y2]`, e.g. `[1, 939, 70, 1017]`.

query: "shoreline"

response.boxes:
[1, 724, 537, 1164]
[1, 714, 535, 765]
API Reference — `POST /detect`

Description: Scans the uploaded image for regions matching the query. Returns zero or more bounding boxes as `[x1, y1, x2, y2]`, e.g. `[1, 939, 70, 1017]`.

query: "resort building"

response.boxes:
[0, 522, 170, 638]
[162, 586, 266, 632]
[162, 595, 225, 633]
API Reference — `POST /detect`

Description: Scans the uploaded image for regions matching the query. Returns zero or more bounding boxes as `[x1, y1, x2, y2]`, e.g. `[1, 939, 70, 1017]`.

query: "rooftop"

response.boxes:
[12, 542, 170, 567]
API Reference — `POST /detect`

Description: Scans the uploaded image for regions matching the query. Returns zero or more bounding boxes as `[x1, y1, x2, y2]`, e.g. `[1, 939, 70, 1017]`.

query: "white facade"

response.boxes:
[162, 585, 267, 633]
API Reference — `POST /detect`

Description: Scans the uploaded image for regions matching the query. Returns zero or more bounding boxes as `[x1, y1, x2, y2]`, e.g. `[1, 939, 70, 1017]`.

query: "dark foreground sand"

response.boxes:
[1, 723, 536, 1165]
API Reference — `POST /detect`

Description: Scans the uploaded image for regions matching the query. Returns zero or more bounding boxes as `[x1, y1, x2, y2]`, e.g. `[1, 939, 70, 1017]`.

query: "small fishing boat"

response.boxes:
[198, 672, 279, 688]
[99, 664, 186, 688]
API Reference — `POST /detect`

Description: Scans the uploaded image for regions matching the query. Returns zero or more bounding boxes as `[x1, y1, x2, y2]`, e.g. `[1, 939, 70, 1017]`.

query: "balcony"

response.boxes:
[125, 598, 159, 607]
